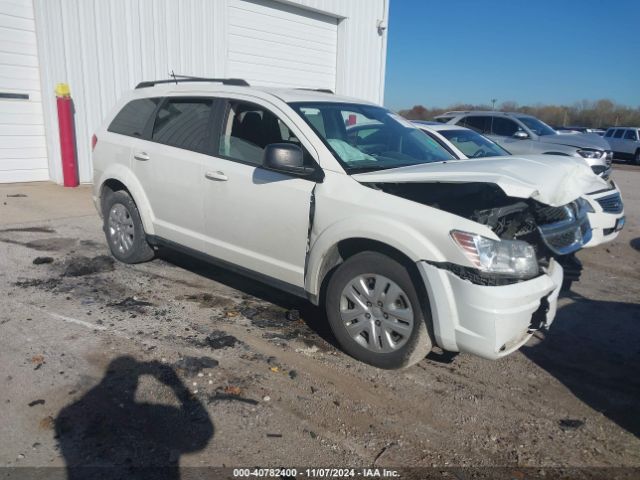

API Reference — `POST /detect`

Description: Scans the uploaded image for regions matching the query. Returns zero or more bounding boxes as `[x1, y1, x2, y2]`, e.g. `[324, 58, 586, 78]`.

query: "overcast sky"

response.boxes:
[383, 0, 640, 110]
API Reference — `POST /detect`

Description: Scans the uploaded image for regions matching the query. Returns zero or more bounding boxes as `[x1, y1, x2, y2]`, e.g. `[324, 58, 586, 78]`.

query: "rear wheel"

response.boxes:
[632, 150, 640, 166]
[102, 190, 154, 264]
[325, 251, 432, 369]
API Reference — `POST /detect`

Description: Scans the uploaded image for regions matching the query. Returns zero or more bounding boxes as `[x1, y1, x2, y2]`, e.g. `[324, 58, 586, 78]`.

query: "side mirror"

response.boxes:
[262, 143, 316, 177]
[513, 131, 529, 140]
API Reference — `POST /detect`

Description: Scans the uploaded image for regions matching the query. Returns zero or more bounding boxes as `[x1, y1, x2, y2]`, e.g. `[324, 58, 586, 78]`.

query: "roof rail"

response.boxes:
[136, 76, 250, 89]
[295, 88, 334, 94]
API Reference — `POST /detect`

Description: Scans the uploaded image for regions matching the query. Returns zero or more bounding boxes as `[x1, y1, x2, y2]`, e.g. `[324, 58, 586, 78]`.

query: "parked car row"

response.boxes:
[433, 111, 613, 177]
[92, 79, 624, 369]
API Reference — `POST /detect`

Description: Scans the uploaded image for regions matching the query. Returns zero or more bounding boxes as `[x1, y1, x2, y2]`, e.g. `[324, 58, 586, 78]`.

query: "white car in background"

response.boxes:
[413, 121, 626, 251]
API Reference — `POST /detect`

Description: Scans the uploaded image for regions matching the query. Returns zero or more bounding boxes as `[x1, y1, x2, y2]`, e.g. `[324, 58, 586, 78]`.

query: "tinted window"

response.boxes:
[624, 129, 638, 140]
[516, 116, 556, 136]
[491, 117, 521, 137]
[604, 129, 614, 137]
[219, 101, 302, 166]
[613, 129, 624, 138]
[151, 98, 213, 153]
[108, 98, 160, 137]
[459, 116, 489, 133]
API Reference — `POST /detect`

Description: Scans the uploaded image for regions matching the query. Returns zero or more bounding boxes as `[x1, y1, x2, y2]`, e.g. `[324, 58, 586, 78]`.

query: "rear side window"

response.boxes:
[613, 129, 624, 138]
[490, 117, 520, 136]
[624, 129, 638, 140]
[108, 98, 160, 137]
[435, 116, 453, 123]
[604, 129, 614, 137]
[151, 98, 213, 153]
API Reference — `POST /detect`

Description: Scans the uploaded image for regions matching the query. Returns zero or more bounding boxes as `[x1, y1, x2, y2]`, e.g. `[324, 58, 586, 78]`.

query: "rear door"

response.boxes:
[202, 97, 318, 289]
[622, 129, 638, 155]
[610, 129, 625, 154]
[132, 96, 219, 251]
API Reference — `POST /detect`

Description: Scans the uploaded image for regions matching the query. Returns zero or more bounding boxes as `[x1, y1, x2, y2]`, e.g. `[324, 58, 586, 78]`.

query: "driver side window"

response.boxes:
[491, 117, 521, 137]
[218, 100, 302, 166]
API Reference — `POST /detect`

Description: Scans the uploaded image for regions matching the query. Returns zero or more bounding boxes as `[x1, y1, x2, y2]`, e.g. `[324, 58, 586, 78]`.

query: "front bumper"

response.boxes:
[418, 258, 563, 360]
[583, 184, 625, 248]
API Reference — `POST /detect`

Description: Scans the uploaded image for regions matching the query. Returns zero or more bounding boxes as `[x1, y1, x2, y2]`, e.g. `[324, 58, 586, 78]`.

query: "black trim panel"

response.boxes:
[147, 235, 309, 300]
[0, 92, 29, 100]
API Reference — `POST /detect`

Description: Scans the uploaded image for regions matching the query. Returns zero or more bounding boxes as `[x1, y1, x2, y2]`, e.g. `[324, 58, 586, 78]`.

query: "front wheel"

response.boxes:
[102, 190, 154, 264]
[325, 251, 433, 369]
[632, 150, 640, 166]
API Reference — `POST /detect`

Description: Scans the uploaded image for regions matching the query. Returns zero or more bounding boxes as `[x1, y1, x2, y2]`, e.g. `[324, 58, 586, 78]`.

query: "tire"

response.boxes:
[561, 279, 573, 293]
[632, 150, 640, 166]
[325, 251, 433, 369]
[102, 190, 154, 264]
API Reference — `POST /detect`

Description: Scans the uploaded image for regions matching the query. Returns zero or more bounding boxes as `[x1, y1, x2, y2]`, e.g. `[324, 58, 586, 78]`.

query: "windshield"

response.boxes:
[517, 116, 556, 136]
[438, 129, 510, 158]
[289, 102, 456, 172]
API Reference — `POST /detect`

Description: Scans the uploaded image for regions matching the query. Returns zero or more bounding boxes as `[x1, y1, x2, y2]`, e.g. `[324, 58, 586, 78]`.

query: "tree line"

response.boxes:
[399, 99, 640, 128]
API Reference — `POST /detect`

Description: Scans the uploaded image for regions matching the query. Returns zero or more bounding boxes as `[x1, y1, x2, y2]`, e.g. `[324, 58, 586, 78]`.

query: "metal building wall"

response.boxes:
[33, 0, 388, 184]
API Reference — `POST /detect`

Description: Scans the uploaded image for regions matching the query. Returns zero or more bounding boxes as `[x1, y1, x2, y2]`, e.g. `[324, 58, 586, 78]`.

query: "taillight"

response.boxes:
[91, 134, 98, 151]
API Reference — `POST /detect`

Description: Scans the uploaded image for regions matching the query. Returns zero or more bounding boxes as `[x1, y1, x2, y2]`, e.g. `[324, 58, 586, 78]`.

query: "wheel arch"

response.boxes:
[96, 165, 155, 235]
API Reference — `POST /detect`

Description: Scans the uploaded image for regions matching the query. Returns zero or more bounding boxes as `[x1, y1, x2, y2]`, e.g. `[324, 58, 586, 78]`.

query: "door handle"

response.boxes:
[205, 171, 228, 181]
[134, 152, 150, 161]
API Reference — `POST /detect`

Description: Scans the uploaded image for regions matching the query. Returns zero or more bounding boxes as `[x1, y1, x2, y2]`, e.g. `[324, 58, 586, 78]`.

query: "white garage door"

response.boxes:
[0, 0, 48, 183]
[227, 0, 338, 91]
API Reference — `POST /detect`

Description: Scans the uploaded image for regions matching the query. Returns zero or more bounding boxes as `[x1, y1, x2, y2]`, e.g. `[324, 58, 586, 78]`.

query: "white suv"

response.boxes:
[92, 78, 609, 369]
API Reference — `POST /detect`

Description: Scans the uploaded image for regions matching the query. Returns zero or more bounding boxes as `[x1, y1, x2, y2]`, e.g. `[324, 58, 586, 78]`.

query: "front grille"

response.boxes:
[596, 193, 623, 214]
[534, 204, 569, 223]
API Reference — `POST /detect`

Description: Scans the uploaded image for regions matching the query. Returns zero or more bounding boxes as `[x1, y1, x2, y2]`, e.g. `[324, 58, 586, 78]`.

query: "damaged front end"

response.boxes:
[364, 181, 592, 286]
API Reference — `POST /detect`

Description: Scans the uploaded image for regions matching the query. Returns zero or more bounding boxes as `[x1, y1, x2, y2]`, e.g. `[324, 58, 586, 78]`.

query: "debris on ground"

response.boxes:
[27, 399, 45, 407]
[33, 257, 54, 265]
[14, 278, 60, 290]
[62, 255, 115, 277]
[174, 356, 219, 376]
[223, 385, 242, 396]
[31, 355, 45, 365]
[288, 370, 298, 380]
[559, 418, 585, 430]
[266, 433, 283, 438]
[108, 297, 154, 312]
[285, 309, 301, 321]
[205, 330, 239, 350]
[6, 193, 27, 198]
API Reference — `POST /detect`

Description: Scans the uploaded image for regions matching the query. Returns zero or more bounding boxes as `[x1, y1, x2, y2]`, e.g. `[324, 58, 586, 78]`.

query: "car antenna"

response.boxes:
[169, 70, 178, 85]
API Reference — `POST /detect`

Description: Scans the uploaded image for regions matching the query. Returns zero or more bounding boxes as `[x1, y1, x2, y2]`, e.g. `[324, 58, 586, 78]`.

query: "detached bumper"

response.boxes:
[418, 259, 563, 360]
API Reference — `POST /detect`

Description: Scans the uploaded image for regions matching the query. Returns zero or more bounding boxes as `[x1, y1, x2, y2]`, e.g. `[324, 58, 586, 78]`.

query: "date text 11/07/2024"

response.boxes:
[232, 468, 400, 478]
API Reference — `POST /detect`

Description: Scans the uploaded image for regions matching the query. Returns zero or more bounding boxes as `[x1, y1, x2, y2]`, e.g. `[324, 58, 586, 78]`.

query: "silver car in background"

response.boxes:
[604, 127, 640, 165]
[434, 111, 612, 177]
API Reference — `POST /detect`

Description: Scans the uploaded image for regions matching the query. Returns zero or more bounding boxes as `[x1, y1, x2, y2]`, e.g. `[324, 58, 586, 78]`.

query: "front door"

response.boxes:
[202, 99, 318, 289]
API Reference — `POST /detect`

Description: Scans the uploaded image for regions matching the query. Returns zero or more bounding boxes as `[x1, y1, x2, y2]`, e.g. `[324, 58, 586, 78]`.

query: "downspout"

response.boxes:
[377, 0, 389, 105]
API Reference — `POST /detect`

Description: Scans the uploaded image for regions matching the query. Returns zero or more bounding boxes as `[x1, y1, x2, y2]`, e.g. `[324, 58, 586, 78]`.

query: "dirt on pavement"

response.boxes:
[0, 168, 639, 476]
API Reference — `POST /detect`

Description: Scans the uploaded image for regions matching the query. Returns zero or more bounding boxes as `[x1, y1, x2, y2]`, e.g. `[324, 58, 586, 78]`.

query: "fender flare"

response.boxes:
[96, 165, 156, 235]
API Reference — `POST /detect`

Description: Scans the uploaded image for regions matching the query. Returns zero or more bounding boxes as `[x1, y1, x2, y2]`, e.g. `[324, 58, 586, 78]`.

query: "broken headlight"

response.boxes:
[451, 230, 539, 278]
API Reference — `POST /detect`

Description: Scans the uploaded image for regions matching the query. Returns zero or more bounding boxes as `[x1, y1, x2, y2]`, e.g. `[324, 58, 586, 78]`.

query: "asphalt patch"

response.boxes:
[559, 418, 585, 430]
[63, 255, 115, 277]
[0, 226, 55, 234]
[33, 256, 54, 265]
[205, 331, 239, 350]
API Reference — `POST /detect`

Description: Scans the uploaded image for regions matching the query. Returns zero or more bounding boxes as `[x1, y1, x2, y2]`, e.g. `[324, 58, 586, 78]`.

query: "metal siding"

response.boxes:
[32, 0, 386, 184]
[0, 0, 48, 182]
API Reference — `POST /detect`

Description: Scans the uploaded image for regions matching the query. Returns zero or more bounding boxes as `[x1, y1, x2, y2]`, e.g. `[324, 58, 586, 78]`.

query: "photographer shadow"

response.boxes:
[55, 356, 214, 480]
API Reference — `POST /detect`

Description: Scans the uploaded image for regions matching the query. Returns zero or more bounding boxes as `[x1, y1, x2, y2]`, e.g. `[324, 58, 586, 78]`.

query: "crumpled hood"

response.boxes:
[540, 133, 609, 150]
[352, 155, 609, 207]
